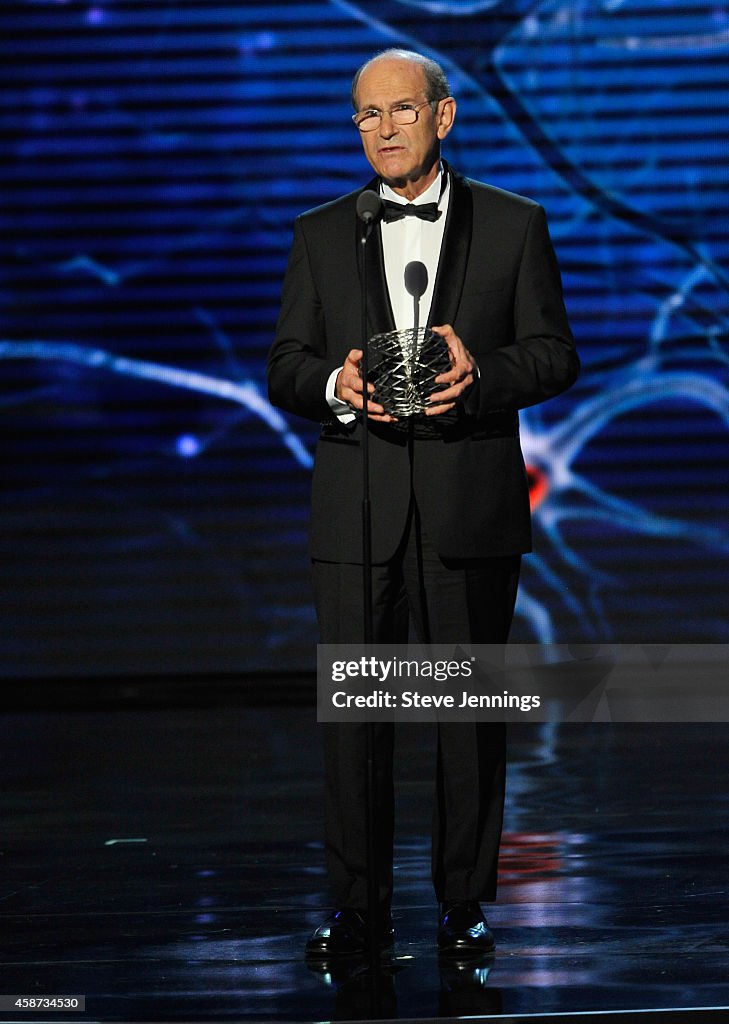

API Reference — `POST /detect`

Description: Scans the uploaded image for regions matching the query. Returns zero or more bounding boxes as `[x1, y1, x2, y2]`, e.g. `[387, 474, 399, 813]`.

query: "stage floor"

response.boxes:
[1, 686, 728, 1022]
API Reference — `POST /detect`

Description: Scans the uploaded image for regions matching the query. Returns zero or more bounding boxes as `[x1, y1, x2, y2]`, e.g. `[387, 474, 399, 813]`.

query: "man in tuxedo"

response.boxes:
[267, 49, 579, 959]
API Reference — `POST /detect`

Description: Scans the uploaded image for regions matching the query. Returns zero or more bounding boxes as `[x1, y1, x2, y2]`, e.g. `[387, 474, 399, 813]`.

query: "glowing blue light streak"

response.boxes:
[0, 340, 313, 470]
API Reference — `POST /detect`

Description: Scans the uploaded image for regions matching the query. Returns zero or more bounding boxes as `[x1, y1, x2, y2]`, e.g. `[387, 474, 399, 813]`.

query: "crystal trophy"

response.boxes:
[367, 327, 451, 418]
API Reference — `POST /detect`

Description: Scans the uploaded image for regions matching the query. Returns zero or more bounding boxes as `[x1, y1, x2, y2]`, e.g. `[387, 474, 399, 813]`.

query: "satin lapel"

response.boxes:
[428, 165, 473, 328]
[355, 177, 395, 337]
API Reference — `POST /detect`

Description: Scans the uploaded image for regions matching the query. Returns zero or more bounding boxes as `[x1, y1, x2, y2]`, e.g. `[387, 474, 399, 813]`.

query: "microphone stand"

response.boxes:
[356, 191, 381, 977]
[360, 239, 374, 648]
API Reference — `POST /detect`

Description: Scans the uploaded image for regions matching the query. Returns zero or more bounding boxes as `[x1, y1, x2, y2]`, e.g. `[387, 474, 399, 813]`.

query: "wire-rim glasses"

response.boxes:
[352, 100, 433, 133]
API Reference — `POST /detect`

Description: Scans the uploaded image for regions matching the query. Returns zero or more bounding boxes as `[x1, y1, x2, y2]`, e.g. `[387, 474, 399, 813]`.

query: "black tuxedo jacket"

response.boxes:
[267, 165, 579, 564]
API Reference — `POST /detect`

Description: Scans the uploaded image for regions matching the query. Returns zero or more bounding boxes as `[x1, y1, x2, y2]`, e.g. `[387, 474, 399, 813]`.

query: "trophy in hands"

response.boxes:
[368, 327, 451, 419]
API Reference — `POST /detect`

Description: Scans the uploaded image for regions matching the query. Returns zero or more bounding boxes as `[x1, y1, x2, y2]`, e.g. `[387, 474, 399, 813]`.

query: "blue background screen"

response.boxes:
[1, 0, 727, 677]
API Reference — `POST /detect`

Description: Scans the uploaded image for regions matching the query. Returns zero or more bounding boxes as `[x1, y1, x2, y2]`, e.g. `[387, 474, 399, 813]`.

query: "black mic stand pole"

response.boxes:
[360, 220, 378, 973]
[356, 190, 382, 976]
[359, 242, 374, 647]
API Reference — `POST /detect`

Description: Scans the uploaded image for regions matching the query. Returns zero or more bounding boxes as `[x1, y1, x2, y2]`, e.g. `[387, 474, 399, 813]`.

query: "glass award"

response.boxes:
[368, 327, 451, 418]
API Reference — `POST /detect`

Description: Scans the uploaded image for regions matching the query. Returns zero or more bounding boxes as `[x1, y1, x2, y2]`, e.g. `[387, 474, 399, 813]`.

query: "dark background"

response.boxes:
[1, 0, 728, 679]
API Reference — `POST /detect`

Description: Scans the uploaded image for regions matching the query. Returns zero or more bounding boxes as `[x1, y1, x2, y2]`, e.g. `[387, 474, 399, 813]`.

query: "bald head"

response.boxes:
[351, 49, 451, 111]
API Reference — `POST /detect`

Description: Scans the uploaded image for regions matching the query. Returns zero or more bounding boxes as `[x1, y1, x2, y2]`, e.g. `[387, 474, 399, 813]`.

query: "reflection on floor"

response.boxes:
[0, 689, 728, 1022]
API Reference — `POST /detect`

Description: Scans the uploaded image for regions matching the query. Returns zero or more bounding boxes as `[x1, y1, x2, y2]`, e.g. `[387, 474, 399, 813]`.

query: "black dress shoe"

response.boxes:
[437, 900, 495, 956]
[305, 908, 394, 960]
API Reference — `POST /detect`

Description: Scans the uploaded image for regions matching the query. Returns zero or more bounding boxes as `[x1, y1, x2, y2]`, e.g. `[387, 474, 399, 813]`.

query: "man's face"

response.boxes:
[354, 58, 455, 196]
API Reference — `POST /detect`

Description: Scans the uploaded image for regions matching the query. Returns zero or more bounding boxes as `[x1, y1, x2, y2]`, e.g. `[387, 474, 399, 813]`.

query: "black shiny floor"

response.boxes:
[1, 686, 728, 1022]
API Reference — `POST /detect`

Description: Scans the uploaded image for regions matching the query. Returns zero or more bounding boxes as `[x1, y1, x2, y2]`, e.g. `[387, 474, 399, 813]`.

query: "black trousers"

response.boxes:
[312, 502, 520, 911]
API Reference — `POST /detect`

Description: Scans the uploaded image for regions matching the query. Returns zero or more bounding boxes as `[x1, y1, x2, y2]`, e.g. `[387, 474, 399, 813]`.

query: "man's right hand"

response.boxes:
[335, 349, 397, 423]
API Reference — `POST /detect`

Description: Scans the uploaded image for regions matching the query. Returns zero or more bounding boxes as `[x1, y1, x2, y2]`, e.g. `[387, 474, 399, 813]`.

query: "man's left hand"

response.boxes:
[426, 324, 477, 416]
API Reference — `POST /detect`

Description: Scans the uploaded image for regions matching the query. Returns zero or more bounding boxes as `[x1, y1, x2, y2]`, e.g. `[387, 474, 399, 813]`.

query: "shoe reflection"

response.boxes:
[307, 956, 399, 1019]
[439, 954, 503, 1016]
[307, 951, 502, 1019]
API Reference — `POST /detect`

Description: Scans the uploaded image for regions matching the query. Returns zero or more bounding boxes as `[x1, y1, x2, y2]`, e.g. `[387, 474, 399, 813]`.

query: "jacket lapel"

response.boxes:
[428, 164, 473, 328]
[356, 175, 395, 336]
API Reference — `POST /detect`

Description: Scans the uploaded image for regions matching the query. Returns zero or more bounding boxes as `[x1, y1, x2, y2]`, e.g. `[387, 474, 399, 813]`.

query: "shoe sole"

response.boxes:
[438, 942, 495, 958]
[305, 937, 394, 962]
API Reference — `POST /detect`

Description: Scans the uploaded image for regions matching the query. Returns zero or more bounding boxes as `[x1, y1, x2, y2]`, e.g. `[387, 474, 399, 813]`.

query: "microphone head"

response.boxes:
[356, 189, 384, 225]
[404, 260, 428, 299]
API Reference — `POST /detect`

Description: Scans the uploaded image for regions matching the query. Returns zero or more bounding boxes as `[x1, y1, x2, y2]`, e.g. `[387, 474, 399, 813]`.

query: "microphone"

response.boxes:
[404, 261, 428, 334]
[404, 260, 428, 300]
[356, 190, 384, 225]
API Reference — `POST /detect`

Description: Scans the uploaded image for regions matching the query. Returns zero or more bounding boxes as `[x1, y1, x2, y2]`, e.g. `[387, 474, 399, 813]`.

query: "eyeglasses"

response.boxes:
[352, 100, 433, 133]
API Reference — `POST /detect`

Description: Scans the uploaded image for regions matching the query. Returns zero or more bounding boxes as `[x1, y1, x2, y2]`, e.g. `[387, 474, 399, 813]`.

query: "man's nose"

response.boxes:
[378, 112, 399, 138]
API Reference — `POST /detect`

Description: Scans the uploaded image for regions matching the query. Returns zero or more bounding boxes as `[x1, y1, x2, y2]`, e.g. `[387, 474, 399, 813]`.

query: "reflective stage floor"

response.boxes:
[1, 682, 728, 1022]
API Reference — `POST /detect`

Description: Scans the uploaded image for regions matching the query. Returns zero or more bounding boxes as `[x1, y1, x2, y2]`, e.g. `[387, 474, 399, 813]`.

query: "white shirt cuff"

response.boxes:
[326, 366, 357, 425]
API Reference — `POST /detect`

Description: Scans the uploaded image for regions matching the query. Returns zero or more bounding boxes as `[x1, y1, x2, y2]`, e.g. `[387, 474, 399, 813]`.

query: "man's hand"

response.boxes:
[426, 324, 478, 416]
[335, 348, 397, 423]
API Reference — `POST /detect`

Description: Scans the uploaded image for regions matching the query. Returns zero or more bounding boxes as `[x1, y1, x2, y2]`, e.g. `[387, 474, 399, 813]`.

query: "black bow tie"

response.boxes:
[382, 199, 442, 223]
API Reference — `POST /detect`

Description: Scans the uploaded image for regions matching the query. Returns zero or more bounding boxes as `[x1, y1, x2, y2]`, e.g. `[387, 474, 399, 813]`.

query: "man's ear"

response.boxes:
[436, 97, 456, 140]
